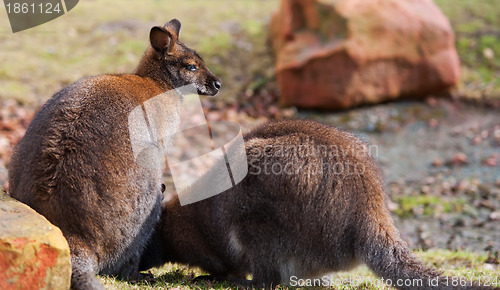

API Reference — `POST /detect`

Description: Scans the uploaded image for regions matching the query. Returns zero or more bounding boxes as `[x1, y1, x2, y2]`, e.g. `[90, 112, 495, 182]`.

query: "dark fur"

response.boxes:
[8, 19, 220, 290]
[140, 119, 494, 290]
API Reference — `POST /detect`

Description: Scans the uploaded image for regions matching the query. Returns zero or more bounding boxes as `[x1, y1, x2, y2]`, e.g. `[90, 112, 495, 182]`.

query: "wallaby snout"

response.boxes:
[208, 78, 222, 95]
[198, 71, 221, 96]
[213, 80, 222, 91]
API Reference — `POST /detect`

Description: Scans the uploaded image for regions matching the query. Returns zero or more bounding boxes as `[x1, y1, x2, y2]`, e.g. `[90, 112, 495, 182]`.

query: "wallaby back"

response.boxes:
[8, 19, 220, 290]
[140, 119, 495, 290]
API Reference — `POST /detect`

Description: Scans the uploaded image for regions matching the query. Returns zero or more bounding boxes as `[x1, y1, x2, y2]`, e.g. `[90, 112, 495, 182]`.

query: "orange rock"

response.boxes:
[270, 0, 460, 109]
[0, 188, 71, 290]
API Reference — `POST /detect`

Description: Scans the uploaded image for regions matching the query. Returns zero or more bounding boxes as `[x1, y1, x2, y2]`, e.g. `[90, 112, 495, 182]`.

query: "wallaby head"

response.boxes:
[136, 19, 221, 96]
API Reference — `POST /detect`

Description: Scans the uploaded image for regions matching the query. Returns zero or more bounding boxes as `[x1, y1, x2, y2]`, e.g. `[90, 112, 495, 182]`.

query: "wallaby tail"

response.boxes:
[360, 224, 495, 290]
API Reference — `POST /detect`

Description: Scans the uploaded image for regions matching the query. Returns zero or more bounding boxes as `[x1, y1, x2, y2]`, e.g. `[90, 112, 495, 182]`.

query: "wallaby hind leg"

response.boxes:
[71, 271, 103, 290]
[70, 249, 103, 290]
[112, 254, 141, 281]
[247, 258, 282, 288]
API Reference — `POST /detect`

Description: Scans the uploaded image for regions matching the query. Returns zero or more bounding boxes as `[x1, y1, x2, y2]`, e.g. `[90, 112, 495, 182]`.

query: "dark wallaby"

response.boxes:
[8, 19, 220, 290]
[140, 119, 495, 290]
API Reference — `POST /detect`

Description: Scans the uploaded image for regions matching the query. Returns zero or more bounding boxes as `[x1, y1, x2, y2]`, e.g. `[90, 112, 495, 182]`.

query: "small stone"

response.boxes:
[449, 152, 467, 166]
[432, 158, 444, 167]
[426, 97, 438, 107]
[472, 136, 482, 145]
[483, 264, 497, 271]
[483, 154, 498, 167]
[479, 200, 496, 210]
[387, 199, 399, 212]
[421, 185, 431, 194]
[451, 126, 462, 136]
[268, 105, 280, 116]
[483, 47, 495, 59]
[424, 176, 436, 184]
[471, 178, 481, 186]
[489, 211, 500, 221]
[493, 128, 500, 143]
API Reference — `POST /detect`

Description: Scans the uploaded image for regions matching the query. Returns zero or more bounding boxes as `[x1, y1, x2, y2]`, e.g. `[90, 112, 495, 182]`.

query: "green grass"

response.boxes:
[434, 0, 500, 100]
[392, 195, 466, 218]
[98, 250, 499, 289]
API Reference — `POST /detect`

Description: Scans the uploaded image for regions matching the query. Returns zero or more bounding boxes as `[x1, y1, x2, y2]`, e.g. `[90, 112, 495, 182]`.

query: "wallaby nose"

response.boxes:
[213, 80, 221, 91]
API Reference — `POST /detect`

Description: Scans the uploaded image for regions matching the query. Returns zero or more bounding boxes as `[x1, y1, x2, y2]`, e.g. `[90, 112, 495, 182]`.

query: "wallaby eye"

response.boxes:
[186, 64, 198, 72]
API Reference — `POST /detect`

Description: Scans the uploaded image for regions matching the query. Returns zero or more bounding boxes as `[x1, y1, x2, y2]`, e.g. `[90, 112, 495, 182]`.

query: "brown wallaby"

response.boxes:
[140, 119, 495, 290]
[8, 19, 220, 290]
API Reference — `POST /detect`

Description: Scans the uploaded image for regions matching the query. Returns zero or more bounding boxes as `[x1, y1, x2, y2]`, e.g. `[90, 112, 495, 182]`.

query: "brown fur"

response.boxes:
[140, 119, 494, 290]
[8, 19, 220, 290]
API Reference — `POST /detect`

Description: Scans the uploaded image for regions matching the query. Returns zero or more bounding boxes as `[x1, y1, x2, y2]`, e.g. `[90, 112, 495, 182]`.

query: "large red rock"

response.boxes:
[0, 188, 71, 290]
[270, 0, 460, 110]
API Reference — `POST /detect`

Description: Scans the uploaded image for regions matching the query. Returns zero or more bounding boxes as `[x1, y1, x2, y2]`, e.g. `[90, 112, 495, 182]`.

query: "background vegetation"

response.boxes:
[0, 0, 499, 107]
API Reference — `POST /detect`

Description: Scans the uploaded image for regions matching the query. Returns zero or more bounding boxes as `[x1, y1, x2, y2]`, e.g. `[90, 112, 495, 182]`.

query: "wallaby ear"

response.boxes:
[164, 19, 181, 39]
[150, 26, 175, 55]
